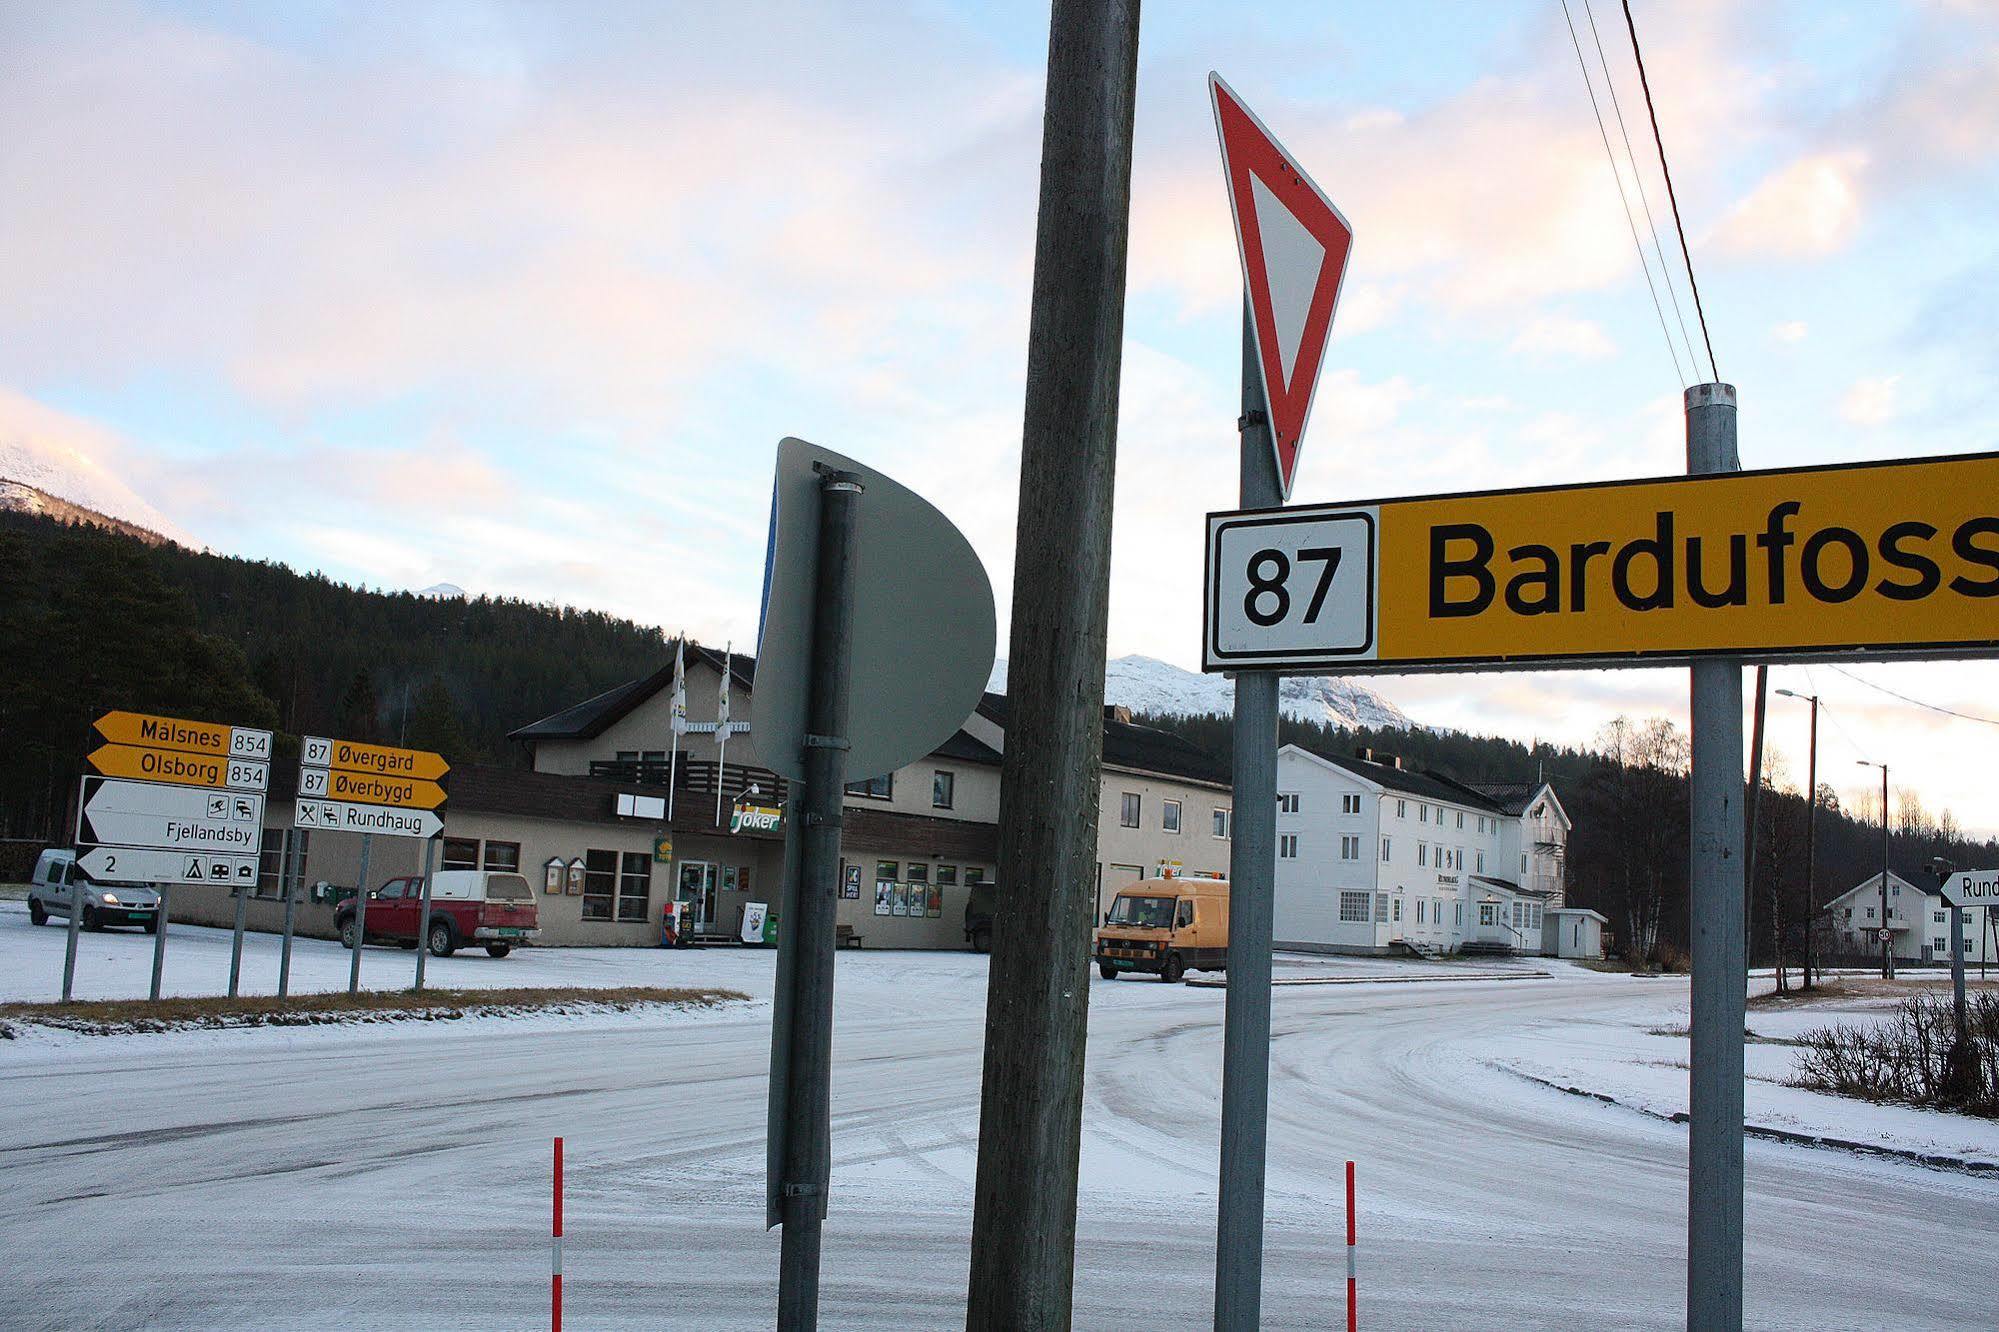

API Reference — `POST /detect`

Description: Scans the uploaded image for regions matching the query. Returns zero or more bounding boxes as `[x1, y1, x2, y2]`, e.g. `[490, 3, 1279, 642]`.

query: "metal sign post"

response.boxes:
[148, 886, 170, 1001]
[347, 832, 374, 995]
[412, 834, 440, 991]
[227, 878, 250, 998]
[1216, 305, 1282, 1330]
[1684, 383, 1746, 1332]
[279, 827, 302, 1001]
[61, 779, 85, 1002]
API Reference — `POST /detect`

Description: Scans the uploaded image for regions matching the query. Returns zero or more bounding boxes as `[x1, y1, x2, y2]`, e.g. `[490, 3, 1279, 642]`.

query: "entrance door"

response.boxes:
[678, 861, 717, 932]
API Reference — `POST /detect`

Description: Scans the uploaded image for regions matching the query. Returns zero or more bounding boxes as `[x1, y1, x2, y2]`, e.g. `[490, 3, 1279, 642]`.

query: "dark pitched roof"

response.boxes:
[934, 728, 1002, 765]
[1293, 746, 1506, 811]
[1466, 781, 1544, 816]
[1471, 874, 1555, 900]
[975, 693, 1229, 788]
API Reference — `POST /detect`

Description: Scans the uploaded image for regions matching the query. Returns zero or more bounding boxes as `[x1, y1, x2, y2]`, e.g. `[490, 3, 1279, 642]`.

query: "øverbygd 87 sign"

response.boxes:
[1204, 452, 1999, 674]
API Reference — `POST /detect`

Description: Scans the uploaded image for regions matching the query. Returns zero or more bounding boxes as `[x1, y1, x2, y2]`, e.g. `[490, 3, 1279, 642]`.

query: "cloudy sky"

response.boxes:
[3, 1, 1997, 832]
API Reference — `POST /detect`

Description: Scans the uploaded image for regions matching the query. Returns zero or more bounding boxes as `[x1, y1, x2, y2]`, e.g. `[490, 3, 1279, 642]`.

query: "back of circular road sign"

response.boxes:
[752, 437, 996, 783]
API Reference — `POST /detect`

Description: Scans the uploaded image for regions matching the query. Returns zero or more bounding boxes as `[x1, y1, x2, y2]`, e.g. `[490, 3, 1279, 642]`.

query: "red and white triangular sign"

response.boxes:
[1209, 72, 1354, 501]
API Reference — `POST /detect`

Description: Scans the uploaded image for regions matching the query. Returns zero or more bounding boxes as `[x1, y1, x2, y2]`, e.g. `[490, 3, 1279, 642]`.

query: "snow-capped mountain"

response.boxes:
[0, 477, 177, 547]
[416, 583, 467, 599]
[986, 654, 1412, 731]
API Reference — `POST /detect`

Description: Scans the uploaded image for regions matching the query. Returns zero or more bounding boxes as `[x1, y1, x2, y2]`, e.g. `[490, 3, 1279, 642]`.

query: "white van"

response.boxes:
[27, 848, 163, 932]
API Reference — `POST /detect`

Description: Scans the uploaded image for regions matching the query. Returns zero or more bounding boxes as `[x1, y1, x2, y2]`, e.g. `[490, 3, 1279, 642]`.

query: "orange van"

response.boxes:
[1093, 875, 1230, 983]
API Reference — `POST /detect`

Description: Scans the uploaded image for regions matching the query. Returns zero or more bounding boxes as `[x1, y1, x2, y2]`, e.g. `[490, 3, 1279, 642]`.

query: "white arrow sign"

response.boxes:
[78, 846, 257, 886]
[1940, 870, 1999, 907]
[82, 778, 264, 852]
[294, 799, 441, 840]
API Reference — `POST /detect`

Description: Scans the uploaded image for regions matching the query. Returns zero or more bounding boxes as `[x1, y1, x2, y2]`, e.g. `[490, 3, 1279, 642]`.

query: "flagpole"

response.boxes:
[715, 641, 732, 825]
[667, 636, 686, 821]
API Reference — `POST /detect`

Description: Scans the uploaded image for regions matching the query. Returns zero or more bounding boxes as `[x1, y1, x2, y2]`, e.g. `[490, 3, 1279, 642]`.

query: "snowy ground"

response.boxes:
[3, 903, 1995, 1330]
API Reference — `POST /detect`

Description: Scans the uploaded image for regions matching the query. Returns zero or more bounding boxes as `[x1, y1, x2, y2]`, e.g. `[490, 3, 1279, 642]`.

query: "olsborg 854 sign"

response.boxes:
[1205, 452, 1999, 674]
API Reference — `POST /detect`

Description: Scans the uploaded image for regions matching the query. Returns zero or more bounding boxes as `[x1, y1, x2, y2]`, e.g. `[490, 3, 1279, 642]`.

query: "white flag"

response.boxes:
[669, 639, 688, 736]
[715, 642, 731, 730]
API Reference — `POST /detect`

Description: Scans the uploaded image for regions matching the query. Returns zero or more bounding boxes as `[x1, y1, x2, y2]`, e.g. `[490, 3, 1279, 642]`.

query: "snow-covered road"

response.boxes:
[1, 906, 1993, 1329]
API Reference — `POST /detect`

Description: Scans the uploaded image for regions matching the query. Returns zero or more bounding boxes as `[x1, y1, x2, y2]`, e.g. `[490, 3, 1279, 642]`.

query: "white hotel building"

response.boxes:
[1272, 745, 1596, 957]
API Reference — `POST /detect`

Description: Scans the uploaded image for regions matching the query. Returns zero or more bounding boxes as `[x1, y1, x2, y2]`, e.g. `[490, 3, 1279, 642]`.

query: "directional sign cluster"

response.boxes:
[295, 735, 448, 840]
[79, 711, 272, 886]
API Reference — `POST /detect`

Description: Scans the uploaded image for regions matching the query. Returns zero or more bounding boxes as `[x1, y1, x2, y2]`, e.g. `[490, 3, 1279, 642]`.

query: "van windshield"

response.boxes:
[486, 874, 533, 901]
[1107, 895, 1176, 929]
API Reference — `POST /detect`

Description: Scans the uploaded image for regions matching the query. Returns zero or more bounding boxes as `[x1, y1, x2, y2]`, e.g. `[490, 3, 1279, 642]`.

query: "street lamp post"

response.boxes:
[1858, 760, 1891, 979]
[1774, 689, 1820, 989]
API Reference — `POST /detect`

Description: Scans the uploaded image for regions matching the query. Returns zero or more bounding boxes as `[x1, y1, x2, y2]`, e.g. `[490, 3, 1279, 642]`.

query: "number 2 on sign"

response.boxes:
[1244, 547, 1342, 627]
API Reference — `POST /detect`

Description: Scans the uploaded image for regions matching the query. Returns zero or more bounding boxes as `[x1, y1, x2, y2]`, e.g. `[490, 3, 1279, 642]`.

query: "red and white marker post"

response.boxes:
[1346, 1160, 1358, 1331]
[552, 1136, 564, 1332]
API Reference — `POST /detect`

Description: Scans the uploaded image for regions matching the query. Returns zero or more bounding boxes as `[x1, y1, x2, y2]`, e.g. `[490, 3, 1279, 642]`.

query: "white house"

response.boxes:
[1271, 745, 1582, 957]
[1824, 871, 1996, 965]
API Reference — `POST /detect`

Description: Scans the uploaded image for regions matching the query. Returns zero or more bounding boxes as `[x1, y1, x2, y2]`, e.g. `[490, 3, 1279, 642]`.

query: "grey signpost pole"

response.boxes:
[775, 466, 861, 1331]
[1685, 381, 1745, 1332]
[347, 832, 374, 994]
[1215, 302, 1281, 1332]
[227, 879, 250, 998]
[62, 783, 85, 1001]
[279, 828, 301, 1001]
[413, 834, 440, 992]
[148, 887, 170, 1002]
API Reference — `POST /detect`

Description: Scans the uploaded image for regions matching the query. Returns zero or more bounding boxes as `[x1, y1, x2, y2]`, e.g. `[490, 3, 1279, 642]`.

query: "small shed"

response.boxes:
[1544, 908, 1608, 959]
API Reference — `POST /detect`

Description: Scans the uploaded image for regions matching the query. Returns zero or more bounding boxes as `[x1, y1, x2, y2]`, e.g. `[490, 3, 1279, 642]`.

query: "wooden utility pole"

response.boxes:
[966, 2, 1140, 1327]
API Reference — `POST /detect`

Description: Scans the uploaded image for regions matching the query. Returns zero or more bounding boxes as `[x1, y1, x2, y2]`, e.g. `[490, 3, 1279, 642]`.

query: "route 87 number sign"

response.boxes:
[1205, 507, 1376, 670]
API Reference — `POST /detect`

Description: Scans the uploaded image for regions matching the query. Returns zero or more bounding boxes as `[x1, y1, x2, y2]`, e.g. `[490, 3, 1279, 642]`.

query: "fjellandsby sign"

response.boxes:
[1205, 451, 1999, 674]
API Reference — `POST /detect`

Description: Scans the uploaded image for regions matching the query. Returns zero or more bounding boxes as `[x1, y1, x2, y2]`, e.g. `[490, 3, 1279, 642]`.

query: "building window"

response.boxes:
[964, 867, 986, 886]
[846, 773, 893, 799]
[1340, 835, 1360, 861]
[1476, 851, 1485, 874]
[1381, 837, 1392, 862]
[1419, 804, 1429, 823]
[483, 841, 521, 873]
[1521, 854, 1528, 876]
[877, 861, 899, 882]
[1417, 899, 1426, 924]
[1278, 792, 1301, 814]
[1392, 897, 1402, 922]
[1455, 812, 1463, 829]
[1479, 902, 1495, 926]
[1213, 808, 1231, 839]
[1417, 844, 1428, 867]
[582, 850, 618, 921]
[1339, 891, 1371, 923]
[1163, 799, 1182, 834]
[1341, 793, 1361, 815]
[936, 864, 958, 886]
[1865, 906, 1875, 920]
[1279, 834, 1298, 859]
[442, 838, 479, 871]
[1396, 799, 1407, 818]
[1934, 910, 1947, 924]
[1890, 884, 1901, 896]
[907, 863, 929, 885]
[1375, 893, 1389, 922]
[1455, 902, 1463, 926]
[1120, 793, 1141, 827]
[617, 852, 651, 922]
[932, 771, 955, 809]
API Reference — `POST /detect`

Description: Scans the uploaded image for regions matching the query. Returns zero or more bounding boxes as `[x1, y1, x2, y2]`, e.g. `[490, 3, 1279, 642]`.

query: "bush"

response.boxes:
[1792, 992, 1999, 1117]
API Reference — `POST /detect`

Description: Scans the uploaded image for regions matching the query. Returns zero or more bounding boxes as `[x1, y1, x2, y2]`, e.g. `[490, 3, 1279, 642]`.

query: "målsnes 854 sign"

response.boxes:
[1205, 452, 1999, 674]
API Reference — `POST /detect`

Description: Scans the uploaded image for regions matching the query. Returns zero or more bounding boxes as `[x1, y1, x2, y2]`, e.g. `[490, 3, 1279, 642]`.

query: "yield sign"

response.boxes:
[1209, 72, 1355, 500]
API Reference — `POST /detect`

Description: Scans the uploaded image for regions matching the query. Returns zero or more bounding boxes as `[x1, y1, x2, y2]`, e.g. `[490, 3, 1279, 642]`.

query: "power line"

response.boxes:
[1582, 0, 1701, 377]
[1827, 664, 1999, 728]
[1559, 0, 1687, 387]
[1621, 0, 1719, 382]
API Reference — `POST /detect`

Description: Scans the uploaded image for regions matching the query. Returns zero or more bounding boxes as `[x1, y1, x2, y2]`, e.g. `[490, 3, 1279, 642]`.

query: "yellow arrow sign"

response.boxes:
[88, 744, 269, 792]
[94, 710, 274, 760]
[301, 735, 450, 781]
[318, 769, 448, 810]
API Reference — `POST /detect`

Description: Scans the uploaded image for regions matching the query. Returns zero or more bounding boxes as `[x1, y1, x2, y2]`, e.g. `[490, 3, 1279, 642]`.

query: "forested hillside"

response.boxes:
[1133, 709, 1999, 967]
[0, 509, 669, 838]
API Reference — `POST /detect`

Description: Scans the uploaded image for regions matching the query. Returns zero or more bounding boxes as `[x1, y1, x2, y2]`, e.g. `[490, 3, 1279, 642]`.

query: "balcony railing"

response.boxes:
[588, 757, 788, 805]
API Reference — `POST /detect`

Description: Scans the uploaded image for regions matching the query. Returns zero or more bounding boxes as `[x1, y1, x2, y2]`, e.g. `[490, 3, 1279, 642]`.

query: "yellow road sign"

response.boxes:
[300, 735, 449, 781]
[88, 744, 270, 792]
[1205, 451, 1999, 673]
[94, 710, 273, 760]
[305, 768, 448, 810]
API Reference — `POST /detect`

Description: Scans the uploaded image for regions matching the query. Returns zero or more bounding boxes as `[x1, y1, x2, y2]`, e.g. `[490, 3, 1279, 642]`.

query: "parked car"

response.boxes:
[963, 880, 994, 953]
[26, 848, 162, 933]
[335, 869, 539, 957]
[1094, 875, 1230, 983]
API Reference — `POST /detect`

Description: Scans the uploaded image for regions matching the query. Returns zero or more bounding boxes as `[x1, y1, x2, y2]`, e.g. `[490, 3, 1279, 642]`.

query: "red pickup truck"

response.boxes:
[336, 869, 540, 957]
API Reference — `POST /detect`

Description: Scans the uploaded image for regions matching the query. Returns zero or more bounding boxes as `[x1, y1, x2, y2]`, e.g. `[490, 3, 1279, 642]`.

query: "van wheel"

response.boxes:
[1099, 961, 1118, 981]
[971, 926, 992, 955]
[485, 944, 511, 958]
[29, 899, 47, 926]
[81, 905, 101, 933]
[427, 921, 456, 958]
[339, 918, 358, 949]
[1161, 952, 1185, 984]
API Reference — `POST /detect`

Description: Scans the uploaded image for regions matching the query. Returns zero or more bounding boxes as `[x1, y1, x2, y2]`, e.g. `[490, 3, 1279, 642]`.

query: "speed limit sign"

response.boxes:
[1205, 505, 1376, 670]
